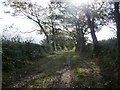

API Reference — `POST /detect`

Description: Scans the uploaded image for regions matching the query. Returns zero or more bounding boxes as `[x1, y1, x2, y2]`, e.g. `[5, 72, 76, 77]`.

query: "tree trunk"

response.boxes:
[86, 11, 99, 56]
[76, 25, 85, 55]
[81, 30, 85, 52]
[51, 23, 57, 51]
[76, 28, 81, 54]
[37, 22, 49, 43]
[114, 2, 120, 87]
[90, 19, 99, 54]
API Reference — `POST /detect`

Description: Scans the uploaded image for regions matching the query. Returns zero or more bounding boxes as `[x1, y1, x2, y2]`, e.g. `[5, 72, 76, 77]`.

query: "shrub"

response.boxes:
[2, 36, 50, 72]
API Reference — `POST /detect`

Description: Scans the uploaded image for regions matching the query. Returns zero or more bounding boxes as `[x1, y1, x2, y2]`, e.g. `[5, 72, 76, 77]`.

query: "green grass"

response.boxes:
[2, 58, 51, 87]
[3, 50, 70, 88]
[24, 73, 54, 88]
[71, 52, 105, 88]
[3, 51, 64, 87]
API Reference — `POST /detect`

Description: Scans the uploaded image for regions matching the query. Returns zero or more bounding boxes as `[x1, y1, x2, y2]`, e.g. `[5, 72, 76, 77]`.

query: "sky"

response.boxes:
[0, 0, 49, 43]
[0, 0, 116, 44]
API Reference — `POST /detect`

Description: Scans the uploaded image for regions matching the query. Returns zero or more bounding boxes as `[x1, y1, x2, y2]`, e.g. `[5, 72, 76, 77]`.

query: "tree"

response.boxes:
[114, 1, 120, 87]
[4, 0, 49, 43]
[83, 1, 109, 56]
[58, 3, 87, 55]
[40, 0, 66, 51]
[47, 0, 61, 51]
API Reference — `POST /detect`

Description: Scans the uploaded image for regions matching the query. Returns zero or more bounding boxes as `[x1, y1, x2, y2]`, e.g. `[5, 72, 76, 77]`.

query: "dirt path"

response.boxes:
[48, 52, 73, 88]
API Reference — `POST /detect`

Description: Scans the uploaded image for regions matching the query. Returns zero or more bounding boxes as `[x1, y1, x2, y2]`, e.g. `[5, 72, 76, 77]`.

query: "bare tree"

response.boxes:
[4, 0, 49, 43]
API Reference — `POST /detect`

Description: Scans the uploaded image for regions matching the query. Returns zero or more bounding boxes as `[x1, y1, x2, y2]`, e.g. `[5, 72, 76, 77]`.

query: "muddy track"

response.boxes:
[47, 52, 74, 88]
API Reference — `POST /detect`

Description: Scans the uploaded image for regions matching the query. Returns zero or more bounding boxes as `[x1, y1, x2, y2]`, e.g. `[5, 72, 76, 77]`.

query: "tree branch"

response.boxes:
[19, 29, 40, 33]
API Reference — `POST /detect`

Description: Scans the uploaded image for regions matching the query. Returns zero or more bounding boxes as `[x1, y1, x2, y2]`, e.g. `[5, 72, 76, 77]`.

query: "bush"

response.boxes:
[2, 36, 50, 72]
[98, 38, 118, 87]
[99, 38, 117, 59]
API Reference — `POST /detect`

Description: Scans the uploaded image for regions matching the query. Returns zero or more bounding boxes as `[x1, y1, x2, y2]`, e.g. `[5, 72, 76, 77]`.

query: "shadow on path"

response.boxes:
[47, 52, 74, 88]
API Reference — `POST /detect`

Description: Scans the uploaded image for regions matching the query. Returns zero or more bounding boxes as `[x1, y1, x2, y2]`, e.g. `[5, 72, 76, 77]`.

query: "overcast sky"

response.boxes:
[0, 0, 116, 44]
